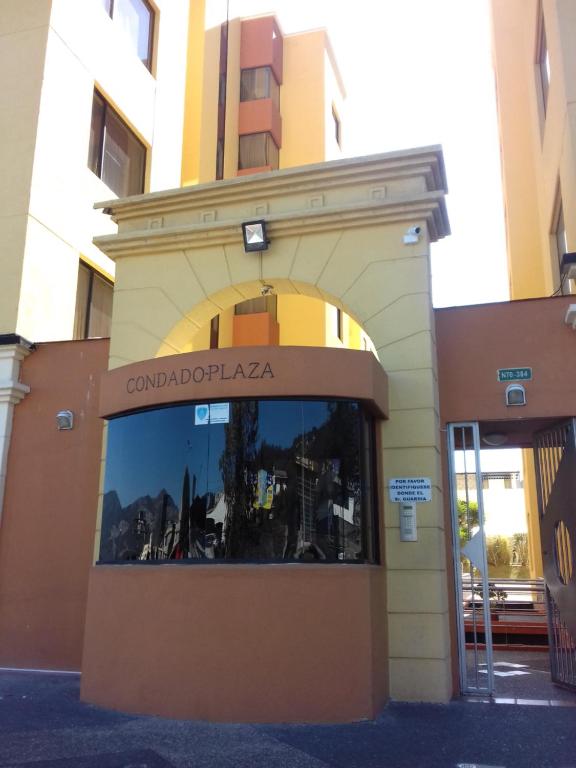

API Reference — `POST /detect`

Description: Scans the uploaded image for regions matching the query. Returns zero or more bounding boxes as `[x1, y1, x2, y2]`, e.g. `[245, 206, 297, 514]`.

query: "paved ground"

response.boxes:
[1, 670, 575, 768]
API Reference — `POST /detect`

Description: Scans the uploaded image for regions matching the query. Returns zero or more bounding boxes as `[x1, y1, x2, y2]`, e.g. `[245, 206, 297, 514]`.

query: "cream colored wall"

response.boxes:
[189, 294, 372, 351]
[3, 0, 189, 342]
[0, 1, 51, 336]
[323, 44, 345, 162]
[96, 150, 453, 703]
[181, 0, 207, 187]
[197, 25, 221, 184]
[281, 31, 326, 168]
[491, 0, 576, 298]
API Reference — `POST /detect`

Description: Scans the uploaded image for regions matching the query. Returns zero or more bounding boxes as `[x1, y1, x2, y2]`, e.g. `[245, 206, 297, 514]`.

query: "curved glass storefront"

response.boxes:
[99, 399, 378, 564]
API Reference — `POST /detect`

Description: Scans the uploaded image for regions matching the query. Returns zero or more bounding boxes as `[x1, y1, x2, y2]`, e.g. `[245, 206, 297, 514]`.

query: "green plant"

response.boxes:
[457, 499, 479, 546]
[511, 532, 529, 566]
[486, 535, 511, 567]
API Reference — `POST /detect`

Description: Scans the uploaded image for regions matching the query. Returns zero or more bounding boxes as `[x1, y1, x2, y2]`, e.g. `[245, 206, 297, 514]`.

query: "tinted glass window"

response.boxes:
[238, 133, 279, 170]
[73, 262, 113, 339]
[240, 67, 279, 109]
[102, 0, 153, 70]
[88, 90, 146, 197]
[100, 399, 377, 563]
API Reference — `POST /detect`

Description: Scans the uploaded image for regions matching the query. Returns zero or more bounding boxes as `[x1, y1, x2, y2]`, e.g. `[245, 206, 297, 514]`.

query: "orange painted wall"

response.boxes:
[232, 312, 279, 346]
[436, 296, 576, 426]
[81, 563, 387, 722]
[238, 98, 282, 147]
[0, 339, 108, 670]
[240, 17, 283, 85]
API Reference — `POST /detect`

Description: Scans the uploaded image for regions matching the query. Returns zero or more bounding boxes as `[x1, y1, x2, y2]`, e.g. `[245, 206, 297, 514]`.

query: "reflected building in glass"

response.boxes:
[100, 399, 377, 564]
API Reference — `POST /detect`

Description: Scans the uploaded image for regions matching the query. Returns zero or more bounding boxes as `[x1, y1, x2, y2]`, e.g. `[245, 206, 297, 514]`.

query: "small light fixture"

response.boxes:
[482, 433, 508, 447]
[505, 384, 526, 407]
[565, 303, 576, 329]
[560, 252, 576, 281]
[56, 410, 74, 430]
[242, 220, 269, 252]
[260, 283, 274, 296]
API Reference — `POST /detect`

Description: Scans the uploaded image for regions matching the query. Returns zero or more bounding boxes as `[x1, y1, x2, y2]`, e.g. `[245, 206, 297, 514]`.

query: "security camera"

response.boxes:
[403, 225, 422, 244]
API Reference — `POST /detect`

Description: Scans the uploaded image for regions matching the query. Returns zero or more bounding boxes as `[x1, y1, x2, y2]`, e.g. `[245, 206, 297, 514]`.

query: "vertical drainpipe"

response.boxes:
[0, 335, 32, 525]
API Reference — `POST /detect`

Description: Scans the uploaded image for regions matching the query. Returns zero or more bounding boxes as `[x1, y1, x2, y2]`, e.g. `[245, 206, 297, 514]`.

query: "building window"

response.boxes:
[537, 16, 550, 114]
[336, 308, 343, 341]
[74, 262, 113, 339]
[101, 0, 154, 71]
[99, 399, 378, 564]
[332, 106, 341, 147]
[209, 315, 220, 349]
[554, 195, 570, 294]
[88, 90, 146, 197]
[234, 295, 277, 318]
[238, 132, 279, 171]
[240, 67, 280, 109]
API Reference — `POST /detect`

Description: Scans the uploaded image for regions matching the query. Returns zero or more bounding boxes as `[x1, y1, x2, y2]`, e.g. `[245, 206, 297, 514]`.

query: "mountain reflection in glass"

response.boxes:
[100, 399, 377, 563]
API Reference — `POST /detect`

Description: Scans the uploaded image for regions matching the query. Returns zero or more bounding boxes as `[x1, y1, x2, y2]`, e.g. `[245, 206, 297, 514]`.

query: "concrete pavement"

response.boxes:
[0, 670, 575, 767]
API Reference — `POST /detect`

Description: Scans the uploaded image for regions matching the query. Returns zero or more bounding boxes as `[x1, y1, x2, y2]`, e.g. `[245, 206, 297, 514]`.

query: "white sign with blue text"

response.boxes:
[389, 477, 432, 503]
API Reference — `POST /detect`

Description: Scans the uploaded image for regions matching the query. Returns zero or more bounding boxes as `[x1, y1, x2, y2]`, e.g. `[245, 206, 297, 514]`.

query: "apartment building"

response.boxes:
[491, 0, 576, 299]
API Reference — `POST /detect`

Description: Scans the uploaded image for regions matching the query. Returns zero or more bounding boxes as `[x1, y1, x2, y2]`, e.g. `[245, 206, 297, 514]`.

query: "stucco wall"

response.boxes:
[0, 339, 108, 670]
[83, 150, 452, 716]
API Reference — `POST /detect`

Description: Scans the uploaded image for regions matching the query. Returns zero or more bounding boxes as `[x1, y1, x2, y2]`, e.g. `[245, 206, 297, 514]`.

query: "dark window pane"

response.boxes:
[332, 106, 341, 147]
[88, 272, 113, 337]
[210, 315, 219, 349]
[234, 295, 277, 317]
[100, 399, 376, 564]
[101, 108, 145, 196]
[88, 92, 105, 175]
[238, 133, 278, 170]
[74, 262, 113, 339]
[114, 0, 153, 69]
[73, 263, 91, 340]
[240, 67, 279, 108]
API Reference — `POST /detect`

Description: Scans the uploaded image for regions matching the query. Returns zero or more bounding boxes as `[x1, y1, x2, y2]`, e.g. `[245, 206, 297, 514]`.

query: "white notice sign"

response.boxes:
[209, 402, 230, 424]
[389, 477, 432, 503]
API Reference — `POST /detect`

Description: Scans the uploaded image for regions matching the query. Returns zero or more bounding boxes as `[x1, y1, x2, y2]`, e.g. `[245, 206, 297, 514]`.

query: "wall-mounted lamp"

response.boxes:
[505, 384, 526, 407]
[56, 410, 74, 430]
[560, 252, 576, 282]
[242, 220, 269, 253]
[565, 304, 576, 329]
[482, 432, 508, 447]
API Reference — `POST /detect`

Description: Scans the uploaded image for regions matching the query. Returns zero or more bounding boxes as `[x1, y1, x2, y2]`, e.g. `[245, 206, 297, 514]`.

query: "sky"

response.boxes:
[218, 0, 509, 308]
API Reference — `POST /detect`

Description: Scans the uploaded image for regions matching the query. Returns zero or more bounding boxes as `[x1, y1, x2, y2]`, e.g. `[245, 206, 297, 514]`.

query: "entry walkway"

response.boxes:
[0, 670, 575, 768]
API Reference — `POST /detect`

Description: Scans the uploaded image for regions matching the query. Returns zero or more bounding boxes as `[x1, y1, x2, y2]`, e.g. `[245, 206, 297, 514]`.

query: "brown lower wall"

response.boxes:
[0, 339, 108, 670]
[81, 564, 388, 723]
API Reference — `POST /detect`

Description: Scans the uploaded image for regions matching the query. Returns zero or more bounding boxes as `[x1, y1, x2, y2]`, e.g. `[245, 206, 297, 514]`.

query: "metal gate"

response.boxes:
[534, 420, 576, 690]
[448, 423, 494, 695]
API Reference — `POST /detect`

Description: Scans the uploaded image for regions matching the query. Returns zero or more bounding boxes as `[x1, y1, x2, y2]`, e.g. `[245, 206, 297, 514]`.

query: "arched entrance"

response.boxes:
[81, 149, 452, 720]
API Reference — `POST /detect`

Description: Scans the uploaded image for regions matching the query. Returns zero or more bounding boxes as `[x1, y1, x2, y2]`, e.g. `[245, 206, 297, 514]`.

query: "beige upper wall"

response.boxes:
[1, 0, 190, 341]
[0, 1, 51, 336]
[491, 0, 576, 298]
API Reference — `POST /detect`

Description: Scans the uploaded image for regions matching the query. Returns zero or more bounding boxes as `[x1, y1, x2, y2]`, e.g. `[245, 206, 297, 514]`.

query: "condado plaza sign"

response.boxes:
[99, 346, 390, 420]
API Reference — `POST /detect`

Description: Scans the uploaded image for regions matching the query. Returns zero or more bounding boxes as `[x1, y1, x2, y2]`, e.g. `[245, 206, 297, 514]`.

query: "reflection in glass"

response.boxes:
[100, 399, 377, 564]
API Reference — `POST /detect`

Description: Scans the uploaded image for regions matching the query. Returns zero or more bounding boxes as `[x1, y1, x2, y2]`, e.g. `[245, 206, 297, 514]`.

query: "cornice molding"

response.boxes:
[94, 190, 449, 259]
[0, 381, 30, 406]
[94, 147, 448, 224]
